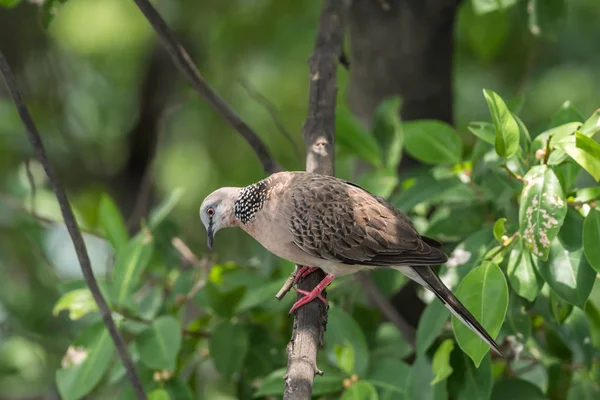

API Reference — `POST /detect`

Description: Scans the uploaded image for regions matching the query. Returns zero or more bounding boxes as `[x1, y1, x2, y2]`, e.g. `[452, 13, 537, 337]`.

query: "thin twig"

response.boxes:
[0, 52, 147, 400]
[171, 237, 202, 268]
[284, 1, 349, 398]
[501, 163, 524, 182]
[0, 192, 104, 237]
[24, 158, 38, 220]
[131, 0, 281, 175]
[355, 271, 416, 346]
[171, 237, 211, 305]
[485, 231, 519, 261]
[276, 265, 300, 300]
[542, 134, 553, 165]
[239, 78, 302, 162]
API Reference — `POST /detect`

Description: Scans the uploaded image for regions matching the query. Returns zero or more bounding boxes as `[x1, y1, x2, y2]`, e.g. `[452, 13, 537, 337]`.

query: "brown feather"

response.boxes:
[285, 173, 448, 267]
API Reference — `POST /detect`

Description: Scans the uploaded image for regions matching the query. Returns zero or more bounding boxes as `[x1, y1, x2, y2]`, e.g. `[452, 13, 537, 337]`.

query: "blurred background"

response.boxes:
[1, 0, 600, 399]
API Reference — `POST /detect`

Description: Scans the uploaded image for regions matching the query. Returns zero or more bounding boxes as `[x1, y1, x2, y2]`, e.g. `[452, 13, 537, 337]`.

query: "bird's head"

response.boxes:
[199, 187, 241, 249]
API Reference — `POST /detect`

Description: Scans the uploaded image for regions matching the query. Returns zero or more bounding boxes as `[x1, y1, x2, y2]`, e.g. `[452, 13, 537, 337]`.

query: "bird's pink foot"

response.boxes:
[289, 274, 335, 314]
[294, 266, 320, 284]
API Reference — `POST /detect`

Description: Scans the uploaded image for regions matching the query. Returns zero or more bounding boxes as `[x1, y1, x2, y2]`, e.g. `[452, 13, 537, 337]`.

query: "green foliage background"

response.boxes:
[1, 0, 600, 399]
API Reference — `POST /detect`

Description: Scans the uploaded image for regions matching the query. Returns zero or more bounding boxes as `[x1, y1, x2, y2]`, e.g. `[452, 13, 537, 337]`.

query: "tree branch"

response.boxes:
[0, 52, 147, 400]
[131, 0, 281, 175]
[284, 1, 348, 398]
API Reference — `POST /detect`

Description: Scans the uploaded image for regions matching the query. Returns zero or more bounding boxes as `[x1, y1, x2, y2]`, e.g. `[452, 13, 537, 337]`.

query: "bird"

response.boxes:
[199, 171, 503, 356]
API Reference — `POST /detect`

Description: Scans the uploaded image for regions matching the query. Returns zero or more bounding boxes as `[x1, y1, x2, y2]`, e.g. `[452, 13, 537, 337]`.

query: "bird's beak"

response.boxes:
[207, 219, 214, 250]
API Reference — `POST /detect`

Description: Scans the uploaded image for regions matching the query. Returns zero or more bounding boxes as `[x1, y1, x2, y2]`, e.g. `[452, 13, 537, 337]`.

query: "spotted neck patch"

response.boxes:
[234, 180, 269, 224]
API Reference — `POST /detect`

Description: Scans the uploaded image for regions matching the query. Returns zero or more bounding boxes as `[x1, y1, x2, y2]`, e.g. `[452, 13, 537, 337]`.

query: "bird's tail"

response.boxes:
[396, 265, 504, 357]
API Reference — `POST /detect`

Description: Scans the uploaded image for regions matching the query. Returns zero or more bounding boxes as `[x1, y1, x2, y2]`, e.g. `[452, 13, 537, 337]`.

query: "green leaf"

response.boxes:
[431, 339, 454, 385]
[547, 363, 572, 399]
[137, 286, 163, 320]
[325, 307, 370, 376]
[483, 89, 520, 159]
[0, 0, 23, 8]
[408, 356, 447, 400]
[371, 323, 413, 360]
[148, 188, 184, 229]
[199, 282, 246, 318]
[342, 381, 379, 400]
[40, 0, 65, 28]
[528, 0, 566, 39]
[567, 371, 600, 399]
[402, 120, 463, 164]
[556, 132, 600, 181]
[580, 108, 600, 137]
[53, 288, 98, 320]
[391, 172, 461, 211]
[372, 96, 404, 169]
[451, 262, 508, 367]
[514, 114, 532, 151]
[111, 232, 154, 307]
[335, 344, 355, 375]
[209, 321, 249, 380]
[491, 378, 546, 400]
[560, 208, 585, 251]
[148, 389, 170, 400]
[416, 300, 449, 356]
[371, 269, 407, 298]
[584, 301, 600, 349]
[535, 238, 596, 308]
[471, 0, 517, 14]
[368, 358, 410, 400]
[493, 218, 507, 242]
[254, 367, 345, 398]
[253, 368, 286, 397]
[554, 160, 582, 192]
[468, 122, 495, 145]
[448, 353, 492, 400]
[463, 5, 509, 62]
[531, 122, 581, 156]
[506, 246, 544, 302]
[549, 101, 584, 127]
[98, 194, 129, 252]
[425, 204, 488, 239]
[442, 227, 496, 281]
[519, 165, 567, 260]
[583, 208, 600, 272]
[56, 324, 115, 400]
[313, 369, 348, 396]
[503, 292, 532, 342]
[137, 316, 182, 371]
[542, 325, 573, 362]
[356, 170, 398, 199]
[550, 290, 574, 323]
[574, 187, 600, 203]
[336, 109, 383, 166]
[164, 379, 194, 400]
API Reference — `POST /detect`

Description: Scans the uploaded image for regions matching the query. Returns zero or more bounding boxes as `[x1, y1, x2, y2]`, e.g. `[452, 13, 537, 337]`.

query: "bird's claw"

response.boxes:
[293, 266, 320, 284]
[289, 273, 335, 315]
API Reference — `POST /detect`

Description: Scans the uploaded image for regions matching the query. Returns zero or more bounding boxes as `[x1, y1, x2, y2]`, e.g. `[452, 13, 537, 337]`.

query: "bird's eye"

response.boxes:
[207, 207, 215, 217]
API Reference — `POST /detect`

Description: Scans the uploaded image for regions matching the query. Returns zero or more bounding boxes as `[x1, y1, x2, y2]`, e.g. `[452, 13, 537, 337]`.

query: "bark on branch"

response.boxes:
[131, 0, 281, 175]
[283, 1, 349, 399]
[0, 52, 147, 400]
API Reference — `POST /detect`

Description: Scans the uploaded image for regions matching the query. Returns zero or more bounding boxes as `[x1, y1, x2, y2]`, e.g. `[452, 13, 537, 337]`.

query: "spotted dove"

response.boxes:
[199, 171, 503, 356]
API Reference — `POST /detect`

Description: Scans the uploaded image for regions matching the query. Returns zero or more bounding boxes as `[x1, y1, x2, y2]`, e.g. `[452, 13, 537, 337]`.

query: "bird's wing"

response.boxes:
[287, 174, 448, 266]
